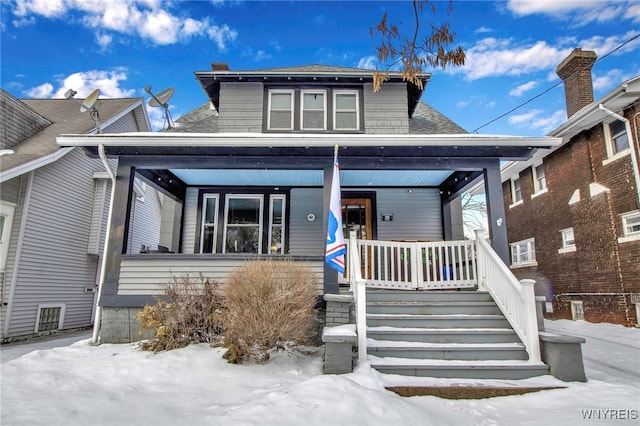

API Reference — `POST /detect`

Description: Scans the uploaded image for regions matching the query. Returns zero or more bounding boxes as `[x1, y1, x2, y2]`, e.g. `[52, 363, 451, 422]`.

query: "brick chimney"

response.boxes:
[556, 48, 597, 118]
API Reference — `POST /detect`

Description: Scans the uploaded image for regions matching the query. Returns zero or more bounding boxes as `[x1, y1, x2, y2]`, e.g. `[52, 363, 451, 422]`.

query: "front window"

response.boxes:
[268, 90, 294, 130]
[510, 238, 536, 267]
[200, 195, 219, 253]
[301, 90, 326, 130]
[334, 90, 359, 130]
[269, 195, 286, 254]
[223, 195, 263, 254]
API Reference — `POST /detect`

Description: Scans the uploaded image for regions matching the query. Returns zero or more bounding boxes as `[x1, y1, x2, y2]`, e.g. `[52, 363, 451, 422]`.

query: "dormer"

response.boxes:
[194, 64, 429, 134]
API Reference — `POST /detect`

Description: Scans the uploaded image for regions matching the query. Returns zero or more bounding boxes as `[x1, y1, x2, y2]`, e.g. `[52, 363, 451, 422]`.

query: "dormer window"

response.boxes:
[301, 90, 326, 130]
[268, 90, 294, 130]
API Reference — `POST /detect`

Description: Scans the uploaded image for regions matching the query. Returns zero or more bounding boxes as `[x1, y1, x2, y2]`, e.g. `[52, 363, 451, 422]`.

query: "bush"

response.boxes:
[223, 259, 318, 363]
[136, 273, 225, 352]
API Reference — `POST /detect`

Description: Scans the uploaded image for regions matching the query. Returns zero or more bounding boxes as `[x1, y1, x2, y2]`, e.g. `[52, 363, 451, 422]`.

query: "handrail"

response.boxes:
[475, 232, 541, 362]
[348, 232, 368, 363]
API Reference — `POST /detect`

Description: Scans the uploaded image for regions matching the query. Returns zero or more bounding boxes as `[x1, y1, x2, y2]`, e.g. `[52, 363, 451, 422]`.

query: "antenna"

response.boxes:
[65, 88, 102, 133]
[145, 86, 175, 129]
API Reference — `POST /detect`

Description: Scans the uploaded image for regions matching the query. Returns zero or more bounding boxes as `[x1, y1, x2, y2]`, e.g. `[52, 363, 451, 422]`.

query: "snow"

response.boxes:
[1, 319, 639, 425]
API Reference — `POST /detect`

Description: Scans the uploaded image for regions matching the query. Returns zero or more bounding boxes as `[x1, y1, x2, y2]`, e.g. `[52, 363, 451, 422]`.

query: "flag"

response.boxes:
[326, 146, 346, 273]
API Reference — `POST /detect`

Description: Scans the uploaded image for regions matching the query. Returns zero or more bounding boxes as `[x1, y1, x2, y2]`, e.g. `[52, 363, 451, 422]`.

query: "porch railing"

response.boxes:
[347, 233, 541, 364]
[475, 234, 541, 362]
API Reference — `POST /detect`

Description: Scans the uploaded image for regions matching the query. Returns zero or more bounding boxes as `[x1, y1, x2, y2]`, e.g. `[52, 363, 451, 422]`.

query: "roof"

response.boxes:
[168, 100, 465, 135]
[1, 96, 150, 182]
[194, 64, 431, 118]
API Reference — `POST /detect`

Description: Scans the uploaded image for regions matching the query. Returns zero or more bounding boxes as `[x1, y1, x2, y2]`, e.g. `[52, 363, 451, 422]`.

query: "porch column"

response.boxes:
[483, 162, 509, 265]
[323, 163, 339, 294]
[100, 159, 134, 302]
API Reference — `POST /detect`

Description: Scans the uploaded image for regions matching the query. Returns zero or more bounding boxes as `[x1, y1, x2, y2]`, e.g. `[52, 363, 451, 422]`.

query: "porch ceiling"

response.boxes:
[169, 169, 455, 186]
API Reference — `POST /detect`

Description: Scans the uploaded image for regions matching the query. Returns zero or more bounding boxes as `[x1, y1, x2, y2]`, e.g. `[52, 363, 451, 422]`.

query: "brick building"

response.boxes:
[500, 48, 640, 326]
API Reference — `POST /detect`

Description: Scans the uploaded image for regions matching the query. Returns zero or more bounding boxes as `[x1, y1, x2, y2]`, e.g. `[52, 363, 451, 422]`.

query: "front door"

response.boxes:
[341, 198, 373, 282]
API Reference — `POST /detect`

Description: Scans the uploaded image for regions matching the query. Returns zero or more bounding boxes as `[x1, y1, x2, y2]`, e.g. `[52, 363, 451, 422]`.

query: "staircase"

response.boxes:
[365, 289, 549, 380]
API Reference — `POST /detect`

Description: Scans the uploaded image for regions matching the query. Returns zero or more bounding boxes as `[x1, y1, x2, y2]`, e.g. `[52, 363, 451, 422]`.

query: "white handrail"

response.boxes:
[348, 232, 368, 363]
[475, 233, 541, 362]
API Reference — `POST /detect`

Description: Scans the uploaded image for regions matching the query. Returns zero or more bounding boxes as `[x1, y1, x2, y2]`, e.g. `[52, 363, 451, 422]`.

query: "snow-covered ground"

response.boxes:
[1, 319, 638, 426]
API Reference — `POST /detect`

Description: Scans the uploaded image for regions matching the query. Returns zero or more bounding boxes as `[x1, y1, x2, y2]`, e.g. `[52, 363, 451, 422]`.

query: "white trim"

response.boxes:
[589, 182, 610, 198]
[56, 132, 562, 148]
[0, 201, 16, 272]
[222, 194, 264, 254]
[531, 162, 547, 195]
[603, 118, 630, 159]
[531, 187, 548, 199]
[510, 238, 536, 267]
[92, 171, 110, 179]
[34, 303, 65, 333]
[508, 200, 523, 209]
[199, 194, 219, 254]
[267, 89, 295, 130]
[300, 89, 327, 131]
[0, 147, 74, 183]
[510, 176, 522, 205]
[558, 246, 577, 254]
[602, 148, 630, 166]
[568, 189, 581, 205]
[620, 210, 640, 239]
[570, 300, 584, 321]
[618, 234, 640, 244]
[333, 89, 360, 131]
[268, 194, 286, 254]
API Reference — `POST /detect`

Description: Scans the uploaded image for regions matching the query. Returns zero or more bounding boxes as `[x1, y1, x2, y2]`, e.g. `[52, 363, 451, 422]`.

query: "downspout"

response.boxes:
[91, 144, 117, 345]
[598, 104, 640, 207]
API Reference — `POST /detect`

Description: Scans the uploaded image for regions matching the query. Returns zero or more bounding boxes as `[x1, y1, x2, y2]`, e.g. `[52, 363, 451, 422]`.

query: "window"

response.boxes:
[510, 177, 522, 207]
[532, 163, 547, 195]
[200, 195, 219, 253]
[268, 195, 286, 254]
[559, 227, 576, 253]
[268, 90, 294, 130]
[223, 195, 263, 254]
[603, 119, 630, 163]
[334, 90, 359, 130]
[619, 210, 640, 244]
[570, 301, 584, 321]
[35, 304, 65, 333]
[301, 90, 326, 130]
[510, 238, 536, 267]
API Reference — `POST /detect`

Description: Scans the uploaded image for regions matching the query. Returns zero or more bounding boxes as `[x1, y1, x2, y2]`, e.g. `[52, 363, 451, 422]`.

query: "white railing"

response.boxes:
[351, 239, 477, 290]
[475, 234, 541, 362]
[348, 232, 368, 363]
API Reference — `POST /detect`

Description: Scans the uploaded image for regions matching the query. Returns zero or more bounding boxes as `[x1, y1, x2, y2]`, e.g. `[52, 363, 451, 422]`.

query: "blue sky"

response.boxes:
[1, 0, 639, 134]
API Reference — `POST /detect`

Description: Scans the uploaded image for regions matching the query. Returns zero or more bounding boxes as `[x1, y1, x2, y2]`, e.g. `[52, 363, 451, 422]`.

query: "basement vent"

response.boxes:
[570, 301, 584, 321]
[36, 305, 64, 333]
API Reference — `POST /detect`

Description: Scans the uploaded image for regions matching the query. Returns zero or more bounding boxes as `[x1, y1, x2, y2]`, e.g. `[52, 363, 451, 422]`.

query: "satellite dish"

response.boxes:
[81, 89, 101, 113]
[145, 85, 175, 129]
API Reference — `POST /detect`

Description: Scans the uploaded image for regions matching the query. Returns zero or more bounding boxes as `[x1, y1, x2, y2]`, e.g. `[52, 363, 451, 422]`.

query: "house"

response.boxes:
[497, 48, 640, 327]
[57, 64, 563, 379]
[0, 89, 159, 342]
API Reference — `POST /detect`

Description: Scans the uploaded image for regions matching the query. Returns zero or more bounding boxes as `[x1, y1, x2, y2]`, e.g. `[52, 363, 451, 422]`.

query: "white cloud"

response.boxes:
[593, 69, 624, 91]
[254, 50, 271, 61]
[509, 80, 538, 97]
[508, 109, 542, 125]
[506, 0, 632, 25]
[9, 0, 237, 49]
[507, 108, 565, 134]
[25, 82, 54, 98]
[95, 32, 112, 49]
[357, 56, 377, 70]
[624, 2, 640, 22]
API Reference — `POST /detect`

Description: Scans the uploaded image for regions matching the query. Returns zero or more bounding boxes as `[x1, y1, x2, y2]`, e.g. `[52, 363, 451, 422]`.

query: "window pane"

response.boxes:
[202, 226, 216, 253]
[626, 215, 640, 235]
[535, 164, 546, 190]
[271, 93, 292, 110]
[303, 111, 324, 129]
[303, 93, 324, 109]
[272, 198, 283, 225]
[226, 226, 259, 253]
[228, 198, 260, 224]
[270, 111, 292, 129]
[614, 133, 629, 153]
[336, 93, 356, 109]
[336, 111, 357, 129]
[270, 226, 282, 254]
[204, 197, 217, 224]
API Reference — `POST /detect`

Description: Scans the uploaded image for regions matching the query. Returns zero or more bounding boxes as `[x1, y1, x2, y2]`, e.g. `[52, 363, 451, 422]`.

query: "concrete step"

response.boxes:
[366, 290, 492, 303]
[367, 341, 528, 360]
[367, 327, 520, 344]
[367, 313, 510, 328]
[367, 301, 502, 315]
[369, 357, 549, 380]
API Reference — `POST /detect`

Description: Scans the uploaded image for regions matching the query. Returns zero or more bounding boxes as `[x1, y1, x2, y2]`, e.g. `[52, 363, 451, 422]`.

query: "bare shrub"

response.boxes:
[223, 259, 318, 363]
[136, 273, 225, 352]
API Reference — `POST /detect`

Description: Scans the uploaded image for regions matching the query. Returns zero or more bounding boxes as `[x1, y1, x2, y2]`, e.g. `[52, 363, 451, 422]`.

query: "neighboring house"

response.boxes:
[497, 49, 640, 327]
[0, 89, 160, 342]
[57, 64, 562, 379]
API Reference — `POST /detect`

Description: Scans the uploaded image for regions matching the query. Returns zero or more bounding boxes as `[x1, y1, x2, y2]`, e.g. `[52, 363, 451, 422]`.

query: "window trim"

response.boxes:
[333, 89, 360, 131]
[222, 194, 264, 254]
[618, 210, 640, 244]
[267, 89, 295, 130]
[199, 194, 220, 254]
[300, 89, 327, 131]
[559, 227, 576, 253]
[603, 119, 630, 162]
[509, 177, 523, 208]
[531, 162, 548, 198]
[570, 300, 585, 321]
[510, 238, 537, 268]
[34, 303, 65, 333]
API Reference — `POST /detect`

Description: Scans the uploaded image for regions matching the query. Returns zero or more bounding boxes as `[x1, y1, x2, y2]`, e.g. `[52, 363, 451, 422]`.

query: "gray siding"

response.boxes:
[181, 187, 199, 254]
[289, 188, 324, 256]
[4, 148, 105, 337]
[0, 178, 21, 204]
[217, 83, 263, 132]
[363, 82, 409, 134]
[374, 188, 443, 241]
[118, 256, 325, 295]
[102, 110, 138, 134]
[127, 184, 162, 254]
